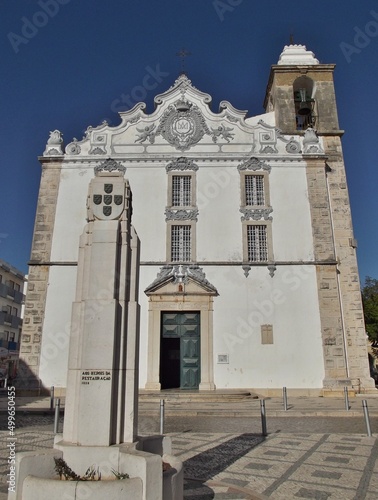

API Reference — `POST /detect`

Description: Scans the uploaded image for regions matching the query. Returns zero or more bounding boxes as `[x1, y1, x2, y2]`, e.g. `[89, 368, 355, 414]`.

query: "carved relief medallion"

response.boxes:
[156, 100, 210, 150]
[136, 98, 235, 151]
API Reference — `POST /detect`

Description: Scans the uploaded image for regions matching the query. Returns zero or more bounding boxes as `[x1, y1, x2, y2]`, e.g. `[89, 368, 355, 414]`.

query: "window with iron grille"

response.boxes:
[245, 175, 265, 206]
[247, 225, 268, 262]
[172, 175, 191, 206]
[171, 225, 191, 262]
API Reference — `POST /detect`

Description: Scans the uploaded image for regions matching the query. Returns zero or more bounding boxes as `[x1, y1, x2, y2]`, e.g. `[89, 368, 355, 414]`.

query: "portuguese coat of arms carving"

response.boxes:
[91, 181, 125, 220]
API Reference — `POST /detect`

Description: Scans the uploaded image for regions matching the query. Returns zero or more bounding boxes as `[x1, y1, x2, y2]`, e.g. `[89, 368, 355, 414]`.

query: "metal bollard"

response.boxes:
[50, 386, 55, 410]
[159, 399, 165, 435]
[344, 387, 350, 411]
[362, 400, 372, 437]
[260, 399, 267, 437]
[283, 387, 288, 411]
[54, 398, 60, 434]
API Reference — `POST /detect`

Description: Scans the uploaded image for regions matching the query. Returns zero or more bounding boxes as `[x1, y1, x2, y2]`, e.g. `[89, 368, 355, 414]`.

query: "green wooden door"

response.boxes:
[161, 312, 200, 390]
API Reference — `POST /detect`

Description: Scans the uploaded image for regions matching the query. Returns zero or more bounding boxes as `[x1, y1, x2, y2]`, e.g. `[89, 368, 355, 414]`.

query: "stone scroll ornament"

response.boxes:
[134, 99, 235, 151]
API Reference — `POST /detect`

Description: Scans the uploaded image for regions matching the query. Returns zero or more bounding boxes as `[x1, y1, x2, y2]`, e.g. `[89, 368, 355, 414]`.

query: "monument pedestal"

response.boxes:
[10, 166, 183, 499]
[11, 436, 182, 500]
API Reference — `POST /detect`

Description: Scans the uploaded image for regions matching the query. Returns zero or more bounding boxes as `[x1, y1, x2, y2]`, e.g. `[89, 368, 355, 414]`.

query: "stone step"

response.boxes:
[139, 389, 258, 403]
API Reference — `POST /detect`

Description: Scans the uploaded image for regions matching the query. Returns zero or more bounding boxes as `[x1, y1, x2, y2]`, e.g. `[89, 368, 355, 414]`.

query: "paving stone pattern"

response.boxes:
[2, 395, 378, 499]
[1, 425, 378, 499]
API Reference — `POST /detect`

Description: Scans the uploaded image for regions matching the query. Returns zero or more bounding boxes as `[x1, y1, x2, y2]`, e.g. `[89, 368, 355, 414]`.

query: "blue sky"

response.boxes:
[0, 0, 377, 284]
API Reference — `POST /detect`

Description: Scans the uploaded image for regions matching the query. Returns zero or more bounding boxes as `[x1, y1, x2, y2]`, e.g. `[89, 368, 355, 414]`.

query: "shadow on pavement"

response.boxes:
[184, 433, 265, 481]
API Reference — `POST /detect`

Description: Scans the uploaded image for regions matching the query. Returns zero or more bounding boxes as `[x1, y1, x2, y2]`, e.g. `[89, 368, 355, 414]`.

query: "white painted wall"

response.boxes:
[50, 167, 91, 262]
[197, 166, 242, 261]
[270, 166, 315, 261]
[206, 265, 324, 388]
[127, 166, 167, 263]
[42, 155, 323, 390]
[39, 265, 77, 388]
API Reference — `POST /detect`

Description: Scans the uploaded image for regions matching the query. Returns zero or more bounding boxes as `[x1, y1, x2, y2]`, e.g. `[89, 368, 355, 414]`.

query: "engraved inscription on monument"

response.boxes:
[81, 370, 111, 385]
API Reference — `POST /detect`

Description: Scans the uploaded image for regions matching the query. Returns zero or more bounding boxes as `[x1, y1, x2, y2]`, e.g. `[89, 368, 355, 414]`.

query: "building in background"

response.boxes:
[0, 259, 25, 384]
[18, 44, 375, 396]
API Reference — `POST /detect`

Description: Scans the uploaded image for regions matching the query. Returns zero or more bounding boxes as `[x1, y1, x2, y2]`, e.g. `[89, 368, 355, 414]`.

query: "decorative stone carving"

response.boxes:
[260, 145, 277, 154]
[237, 157, 271, 173]
[268, 265, 276, 278]
[242, 264, 276, 278]
[128, 115, 140, 124]
[161, 73, 205, 97]
[211, 124, 235, 143]
[285, 138, 301, 154]
[155, 100, 211, 150]
[184, 265, 217, 291]
[88, 176, 128, 221]
[43, 129, 64, 156]
[258, 130, 278, 154]
[89, 146, 106, 155]
[47, 129, 63, 145]
[45, 148, 60, 155]
[165, 208, 198, 221]
[95, 134, 106, 141]
[66, 139, 81, 155]
[303, 127, 324, 154]
[138, 97, 235, 151]
[166, 157, 199, 172]
[94, 158, 126, 174]
[225, 114, 239, 123]
[135, 124, 156, 144]
[82, 126, 93, 140]
[240, 207, 273, 221]
[242, 265, 251, 278]
[146, 264, 218, 293]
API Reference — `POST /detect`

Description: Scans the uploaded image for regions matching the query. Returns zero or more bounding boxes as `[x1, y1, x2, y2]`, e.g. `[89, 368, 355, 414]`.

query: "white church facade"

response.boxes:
[19, 45, 375, 396]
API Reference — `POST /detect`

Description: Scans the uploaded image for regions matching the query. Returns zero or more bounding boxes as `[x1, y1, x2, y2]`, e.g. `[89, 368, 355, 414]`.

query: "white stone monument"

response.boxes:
[10, 161, 183, 500]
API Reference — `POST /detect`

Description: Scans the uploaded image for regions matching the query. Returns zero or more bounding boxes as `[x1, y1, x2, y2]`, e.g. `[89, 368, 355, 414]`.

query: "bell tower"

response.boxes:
[263, 44, 375, 394]
[264, 44, 339, 133]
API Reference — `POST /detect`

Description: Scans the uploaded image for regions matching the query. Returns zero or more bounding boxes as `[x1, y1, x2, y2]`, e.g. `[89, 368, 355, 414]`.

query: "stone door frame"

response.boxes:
[144, 289, 216, 391]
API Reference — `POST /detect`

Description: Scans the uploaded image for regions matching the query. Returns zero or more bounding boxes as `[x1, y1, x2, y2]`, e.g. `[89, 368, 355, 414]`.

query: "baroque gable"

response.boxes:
[46, 74, 325, 160]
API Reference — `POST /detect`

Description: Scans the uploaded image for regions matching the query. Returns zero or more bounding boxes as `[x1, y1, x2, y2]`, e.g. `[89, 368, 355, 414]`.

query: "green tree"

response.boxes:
[361, 277, 378, 344]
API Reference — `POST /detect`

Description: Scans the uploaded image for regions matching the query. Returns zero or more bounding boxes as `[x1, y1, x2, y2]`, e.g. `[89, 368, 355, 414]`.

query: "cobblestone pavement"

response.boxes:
[1, 413, 378, 499]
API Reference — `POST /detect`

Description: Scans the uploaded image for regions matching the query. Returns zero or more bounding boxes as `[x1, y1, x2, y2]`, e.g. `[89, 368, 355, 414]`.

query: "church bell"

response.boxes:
[297, 88, 312, 116]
